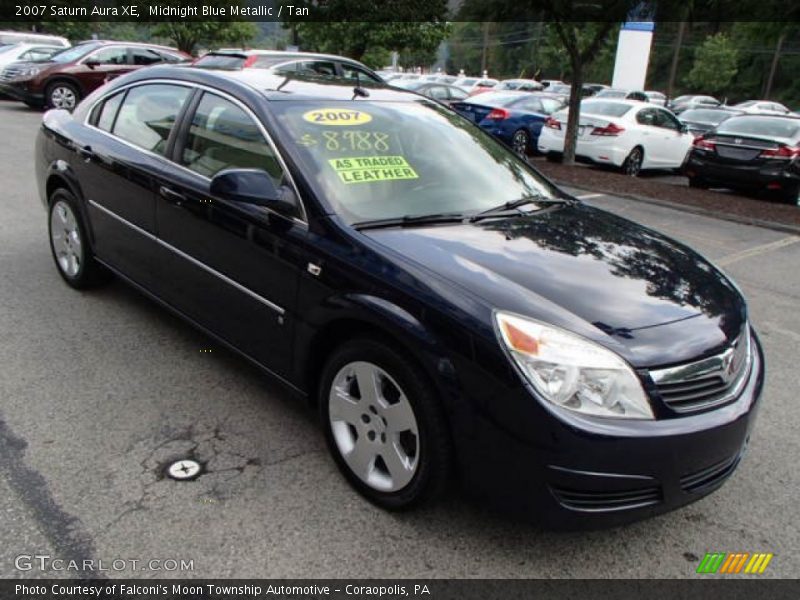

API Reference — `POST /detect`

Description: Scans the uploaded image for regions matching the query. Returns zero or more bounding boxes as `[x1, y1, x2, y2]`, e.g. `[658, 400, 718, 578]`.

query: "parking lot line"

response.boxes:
[716, 236, 800, 267]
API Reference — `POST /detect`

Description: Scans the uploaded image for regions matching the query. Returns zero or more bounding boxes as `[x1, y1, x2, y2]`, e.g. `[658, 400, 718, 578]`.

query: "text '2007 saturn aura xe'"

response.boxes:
[35, 64, 764, 528]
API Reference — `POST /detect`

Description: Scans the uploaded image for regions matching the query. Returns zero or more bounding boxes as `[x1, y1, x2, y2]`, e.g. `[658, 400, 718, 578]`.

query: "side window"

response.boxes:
[340, 63, 383, 84]
[180, 92, 284, 185]
[426, 86, 449, 100]
[130, 48, 164, 66]
[636, 108, 656, 126]
[448, 87, 468, 100]
[111, 84, 190, 155]
[93, 91, 125, 132]
[517, 98, 543, 113]
[87, 47, 129, 65]
[654, 109, 679, 130]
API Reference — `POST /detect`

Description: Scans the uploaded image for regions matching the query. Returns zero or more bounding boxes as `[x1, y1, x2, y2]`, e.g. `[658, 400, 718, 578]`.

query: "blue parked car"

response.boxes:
[451, 91, 566, 155]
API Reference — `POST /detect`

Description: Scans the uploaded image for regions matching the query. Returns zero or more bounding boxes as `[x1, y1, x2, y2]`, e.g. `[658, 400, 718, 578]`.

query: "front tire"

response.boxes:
[46, 81, 80, 111]
[48, 188, 108, 289]
[777, 184, 800, 205]
[622, 146, 644, 176]
[319, 338, 451, 510]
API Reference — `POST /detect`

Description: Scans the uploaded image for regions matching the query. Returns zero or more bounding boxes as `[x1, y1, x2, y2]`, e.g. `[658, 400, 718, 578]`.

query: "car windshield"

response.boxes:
[716, 117, 800, 139]
[596, 90, 626, 98]
[578, 101, 633, 117]
[390, 80, 424, 90]
[680, 109, 734, 124]
[48, 43, 98, 63]
[272, 100, 556, 223]
[549, 85, 570, 94]
[459, 79, 477, 85]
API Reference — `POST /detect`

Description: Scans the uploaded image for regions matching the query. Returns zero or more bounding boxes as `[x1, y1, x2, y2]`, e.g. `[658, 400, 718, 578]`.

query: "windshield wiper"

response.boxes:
[353, 213, 466, 231]
[468, 196, 568, 222]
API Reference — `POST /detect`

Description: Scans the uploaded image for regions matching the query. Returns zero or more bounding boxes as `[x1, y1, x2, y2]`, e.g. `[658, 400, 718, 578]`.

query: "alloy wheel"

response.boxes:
[624, 148, 643, 176]
[50, 86, 77, 110]
[50, 200, 83, 278]
[512, 130, 529, 156]
[328, 361, 419, 492]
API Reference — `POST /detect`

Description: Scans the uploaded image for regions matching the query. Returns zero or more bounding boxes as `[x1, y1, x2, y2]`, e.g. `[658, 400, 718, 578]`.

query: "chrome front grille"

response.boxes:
[680, 454, 741, 493]
[0, 65, 24, 82]
[650, 328, 752, 414]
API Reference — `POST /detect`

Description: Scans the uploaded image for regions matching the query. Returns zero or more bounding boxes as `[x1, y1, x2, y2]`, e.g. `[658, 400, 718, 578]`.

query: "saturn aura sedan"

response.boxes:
[35, 66, 764, 527]
[538, 99, 695, 176]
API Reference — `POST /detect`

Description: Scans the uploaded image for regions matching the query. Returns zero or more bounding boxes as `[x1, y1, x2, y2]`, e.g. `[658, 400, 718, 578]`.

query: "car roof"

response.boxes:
[204, 49, 364, 63]
[109, 65, 412, 103]
[76, 40, 183, 53]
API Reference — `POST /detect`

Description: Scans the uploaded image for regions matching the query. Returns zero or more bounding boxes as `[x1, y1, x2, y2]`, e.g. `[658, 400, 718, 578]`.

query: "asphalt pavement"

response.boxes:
[0, 100, 798, 579]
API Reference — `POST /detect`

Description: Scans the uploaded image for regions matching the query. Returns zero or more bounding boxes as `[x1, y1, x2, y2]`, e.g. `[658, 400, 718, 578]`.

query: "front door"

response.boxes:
[154, 90, 305, 379]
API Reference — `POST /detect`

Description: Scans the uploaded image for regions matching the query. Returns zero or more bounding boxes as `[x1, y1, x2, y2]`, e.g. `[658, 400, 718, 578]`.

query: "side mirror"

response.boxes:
[210, 168, 297, 216]
[85, 59, 100, 69]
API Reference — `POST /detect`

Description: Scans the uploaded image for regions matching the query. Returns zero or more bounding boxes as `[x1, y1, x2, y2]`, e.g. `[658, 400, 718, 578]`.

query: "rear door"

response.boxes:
[79, 83, 193, 288]
[154, 90, 304, 378]
[634, 107, 667, 165]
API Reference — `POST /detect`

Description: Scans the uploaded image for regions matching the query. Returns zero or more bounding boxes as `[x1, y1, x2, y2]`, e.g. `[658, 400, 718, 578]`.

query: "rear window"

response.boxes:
[579, 101, 633, 117]
[193, 53, 246, 70]
[716, 117, 800, 139]
[679, 109, 734, 124]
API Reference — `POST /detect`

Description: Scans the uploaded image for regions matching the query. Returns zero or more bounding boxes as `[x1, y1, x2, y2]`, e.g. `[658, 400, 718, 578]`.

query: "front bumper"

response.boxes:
[453, 332, 765, 529]
[0, 81, 44, 105]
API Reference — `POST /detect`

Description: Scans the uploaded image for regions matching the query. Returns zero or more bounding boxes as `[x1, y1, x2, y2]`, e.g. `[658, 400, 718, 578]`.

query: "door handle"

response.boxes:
[159, 186, 186, 206]
[77, 145, 95, 161]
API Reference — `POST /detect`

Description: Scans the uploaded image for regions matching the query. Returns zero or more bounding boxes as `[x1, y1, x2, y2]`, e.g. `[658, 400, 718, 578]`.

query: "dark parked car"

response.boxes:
[451, 91, 566, 155]
[678, 107, 742, 137]
[193, 49, 382, 84]
[388, 79, 469, 106]
[0, 41, 188, 110]
[36, 66, 763, 527]
[684, 115, 800, 203]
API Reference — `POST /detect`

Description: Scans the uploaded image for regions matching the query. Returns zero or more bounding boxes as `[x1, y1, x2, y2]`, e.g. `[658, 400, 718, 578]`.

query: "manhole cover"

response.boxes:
[166, 459, 202, 481]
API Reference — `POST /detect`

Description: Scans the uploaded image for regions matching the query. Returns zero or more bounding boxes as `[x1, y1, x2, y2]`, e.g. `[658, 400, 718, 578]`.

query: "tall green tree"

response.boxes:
[459, 1, 635, 165]
[283, 1, 450, 66]
[685, 33, 738, 97]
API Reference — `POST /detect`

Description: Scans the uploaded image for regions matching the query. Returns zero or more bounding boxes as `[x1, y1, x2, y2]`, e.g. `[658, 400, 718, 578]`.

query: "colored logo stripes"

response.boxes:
[696, 552, 773, 574]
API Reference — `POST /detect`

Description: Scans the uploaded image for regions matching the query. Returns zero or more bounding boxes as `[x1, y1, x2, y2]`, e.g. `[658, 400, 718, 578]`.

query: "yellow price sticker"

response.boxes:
[328, 156, 419, 184]
[303, 108, 373, 126]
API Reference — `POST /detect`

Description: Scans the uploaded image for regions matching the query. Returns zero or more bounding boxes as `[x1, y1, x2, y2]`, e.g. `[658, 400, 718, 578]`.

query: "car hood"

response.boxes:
[362, 203, 746, 367]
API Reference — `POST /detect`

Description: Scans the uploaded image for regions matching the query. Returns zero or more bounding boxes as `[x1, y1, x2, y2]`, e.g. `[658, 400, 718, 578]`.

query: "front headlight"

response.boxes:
[17, 66, 41, 79]
[495, 312, 654, 419]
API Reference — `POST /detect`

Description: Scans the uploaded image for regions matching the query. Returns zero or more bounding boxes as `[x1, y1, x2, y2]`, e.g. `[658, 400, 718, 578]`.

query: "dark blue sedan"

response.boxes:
[452, 91, 566, 155]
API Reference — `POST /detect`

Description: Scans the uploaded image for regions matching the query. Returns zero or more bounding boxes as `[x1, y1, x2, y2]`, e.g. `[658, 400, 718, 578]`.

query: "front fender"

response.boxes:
[293, 292, 461, 407]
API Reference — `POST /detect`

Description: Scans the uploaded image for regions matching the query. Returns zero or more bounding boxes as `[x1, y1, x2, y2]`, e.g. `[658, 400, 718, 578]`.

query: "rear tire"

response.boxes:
[622, 147, 644, 177]
[511, 129, 530, 156]
[778, 185, 800, 205]
[319, 338, 451, 510]
[48, 188, 109, 289]
[688, 176, 708, 189]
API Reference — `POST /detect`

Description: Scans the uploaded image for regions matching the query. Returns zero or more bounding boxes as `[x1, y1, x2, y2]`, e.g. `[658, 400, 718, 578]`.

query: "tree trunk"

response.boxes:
[764, 31, 785, 99]
[562, 61, 583, 166]
[480, 22, 490, 75]
[666, 21, 686, 102]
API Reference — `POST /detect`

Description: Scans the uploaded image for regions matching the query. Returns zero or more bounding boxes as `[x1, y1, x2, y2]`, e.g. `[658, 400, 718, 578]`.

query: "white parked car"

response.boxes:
[453, 77, 499, 94]
[537, 99, 694, 176]
[0, 30, 69, 48]
[0, 43, 63, 69]
[731, 100, 791, 116]
[645, 90, 667, 106]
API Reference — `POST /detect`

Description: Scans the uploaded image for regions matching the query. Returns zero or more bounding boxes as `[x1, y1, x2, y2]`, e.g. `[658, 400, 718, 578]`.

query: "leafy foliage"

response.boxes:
[684, 33, 738, 95]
